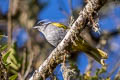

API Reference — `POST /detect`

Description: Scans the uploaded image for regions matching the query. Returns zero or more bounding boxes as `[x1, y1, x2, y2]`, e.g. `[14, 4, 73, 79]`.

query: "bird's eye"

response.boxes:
[39, 22, 44, 25]
[36, 21, 45, 26]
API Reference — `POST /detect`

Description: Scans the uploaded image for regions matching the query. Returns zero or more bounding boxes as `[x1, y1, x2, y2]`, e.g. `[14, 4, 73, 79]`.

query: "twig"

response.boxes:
[8, 0, 12, 48]
[21, 49, 27, 76]
[85, 57, 94, 73]
[23, 12, 34, 79]
[68, 0, 73, 15]
[18, 73, 23, 80]
[23, 39, 33, 79]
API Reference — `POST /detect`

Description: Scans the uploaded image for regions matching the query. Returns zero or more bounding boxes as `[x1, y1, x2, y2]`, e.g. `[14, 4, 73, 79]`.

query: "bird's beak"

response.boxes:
[33, 26, 39, 29]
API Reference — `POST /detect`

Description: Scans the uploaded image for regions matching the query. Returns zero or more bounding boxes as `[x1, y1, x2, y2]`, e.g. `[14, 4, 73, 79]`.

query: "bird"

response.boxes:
[33, 20, 69, 47]
[33, 20, 108, 65]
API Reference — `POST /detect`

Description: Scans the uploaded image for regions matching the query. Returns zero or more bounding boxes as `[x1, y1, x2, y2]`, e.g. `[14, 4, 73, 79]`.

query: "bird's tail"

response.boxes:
[75, 38, 108, 65]
[85, 47, 108, 65]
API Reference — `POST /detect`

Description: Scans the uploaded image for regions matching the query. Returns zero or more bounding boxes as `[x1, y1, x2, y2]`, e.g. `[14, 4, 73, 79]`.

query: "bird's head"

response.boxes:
[33, 20, 51, 32]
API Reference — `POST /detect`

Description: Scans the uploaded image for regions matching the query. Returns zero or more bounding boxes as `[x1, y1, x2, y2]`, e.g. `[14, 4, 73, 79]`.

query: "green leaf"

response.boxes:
[0, 35, 8, 52]
[0, 45, 8, 52]
[2, 51, 11, 64]
[9, 74, 18, 80]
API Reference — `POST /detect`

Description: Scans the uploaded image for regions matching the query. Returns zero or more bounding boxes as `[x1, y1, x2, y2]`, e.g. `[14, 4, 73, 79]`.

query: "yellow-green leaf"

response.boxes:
[9, 74, 18, 80]
[2, 51, 11, 64]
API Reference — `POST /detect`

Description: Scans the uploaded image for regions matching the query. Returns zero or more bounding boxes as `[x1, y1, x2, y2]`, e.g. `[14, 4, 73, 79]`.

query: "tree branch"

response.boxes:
[29, 0, 107, 80]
